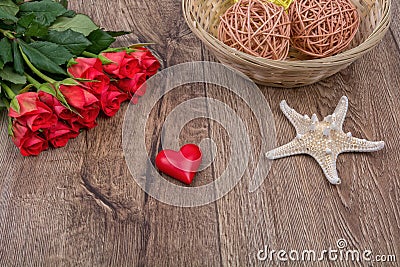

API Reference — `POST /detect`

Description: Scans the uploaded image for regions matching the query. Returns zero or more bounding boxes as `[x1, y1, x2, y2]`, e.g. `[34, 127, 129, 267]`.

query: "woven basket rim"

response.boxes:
[182, 0, 391, 67]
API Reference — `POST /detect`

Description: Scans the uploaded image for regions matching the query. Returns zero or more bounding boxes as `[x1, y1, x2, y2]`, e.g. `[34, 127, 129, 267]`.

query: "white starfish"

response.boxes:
[266, 96, 385, 185]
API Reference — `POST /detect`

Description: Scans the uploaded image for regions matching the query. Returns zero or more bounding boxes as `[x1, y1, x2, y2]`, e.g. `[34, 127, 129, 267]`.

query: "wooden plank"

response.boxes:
[118, 0, 223, 265]
[67, 0, 221, 266]
[203, 29, 400, 266]
[71, 0, 222, 266]
[390, 0, 400, 46]
[0, 0, 399, 266]
[0, 1, 147, 266]
[0, 111, 89, 265]
[53, 1, 147, 265]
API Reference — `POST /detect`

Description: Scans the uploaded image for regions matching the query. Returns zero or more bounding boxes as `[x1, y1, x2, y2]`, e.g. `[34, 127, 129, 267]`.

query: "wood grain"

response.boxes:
[0, 0, 399, 266]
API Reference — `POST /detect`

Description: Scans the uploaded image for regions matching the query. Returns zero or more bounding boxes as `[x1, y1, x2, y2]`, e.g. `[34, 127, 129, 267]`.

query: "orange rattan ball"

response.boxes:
[289, 0, 360, 58]
[218, 0, 291, 60]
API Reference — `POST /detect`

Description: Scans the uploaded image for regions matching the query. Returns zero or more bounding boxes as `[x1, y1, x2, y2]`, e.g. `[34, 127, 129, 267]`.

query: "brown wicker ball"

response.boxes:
[218, 0, 291, 60]
[289, 0, 360, 58]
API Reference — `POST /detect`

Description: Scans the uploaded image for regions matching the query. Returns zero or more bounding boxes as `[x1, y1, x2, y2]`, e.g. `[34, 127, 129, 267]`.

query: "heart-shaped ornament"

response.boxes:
[155, 144, 202, 185]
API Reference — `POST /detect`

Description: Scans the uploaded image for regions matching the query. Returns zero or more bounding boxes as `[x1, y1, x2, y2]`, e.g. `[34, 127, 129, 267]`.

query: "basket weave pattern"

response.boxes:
[183, 0, 391, 87]
[218, 0, 291, 60]
[289, 0, 360, 58]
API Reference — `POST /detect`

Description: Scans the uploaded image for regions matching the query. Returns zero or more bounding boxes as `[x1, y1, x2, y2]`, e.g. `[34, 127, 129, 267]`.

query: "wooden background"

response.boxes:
[0, 0, 399, 266]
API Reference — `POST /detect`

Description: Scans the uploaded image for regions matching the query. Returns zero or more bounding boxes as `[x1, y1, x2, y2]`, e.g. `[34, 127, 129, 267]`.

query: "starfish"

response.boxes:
[266, 96, 385, 185]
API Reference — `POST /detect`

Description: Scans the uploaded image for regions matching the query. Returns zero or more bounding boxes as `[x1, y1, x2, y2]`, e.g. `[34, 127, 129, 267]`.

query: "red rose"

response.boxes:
[68, 58, 103, 77]
[12, 122, 48, 156]
[38, 91, 76, 122]
[131, 47, 160, 76]
[68, 58, 110, 97]
[102, 51, 141, 79]
[9, 92, 57, 131]
[84, 69, 110, 97]
[38, 91, 92, 132]
[59, 85, 100, 129]
[70, 119, 97, 131]
[115, 72, 146, 96]
[45, 121, 79, 148]
[131, 81, 147, 104]
[100, 84, 128, 117]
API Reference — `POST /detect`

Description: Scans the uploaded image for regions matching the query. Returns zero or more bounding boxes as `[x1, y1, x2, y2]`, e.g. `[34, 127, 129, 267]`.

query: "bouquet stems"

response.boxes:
[20, 49, 56, 84]
[1, 83, 16, 99]
[24, 73, 42, 90]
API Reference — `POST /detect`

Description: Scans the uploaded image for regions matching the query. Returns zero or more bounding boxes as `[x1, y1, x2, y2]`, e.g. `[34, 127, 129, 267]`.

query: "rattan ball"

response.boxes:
[289, 0, 360, 58]
[218, 0, 291, 60]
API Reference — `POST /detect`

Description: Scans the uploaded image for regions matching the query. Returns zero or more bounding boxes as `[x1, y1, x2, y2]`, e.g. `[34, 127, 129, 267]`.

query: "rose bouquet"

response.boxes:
[0, 0, 160, 156]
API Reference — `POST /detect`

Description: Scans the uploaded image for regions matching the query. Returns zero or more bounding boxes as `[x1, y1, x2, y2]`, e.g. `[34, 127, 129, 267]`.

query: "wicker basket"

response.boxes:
[182, 0, 391, 88]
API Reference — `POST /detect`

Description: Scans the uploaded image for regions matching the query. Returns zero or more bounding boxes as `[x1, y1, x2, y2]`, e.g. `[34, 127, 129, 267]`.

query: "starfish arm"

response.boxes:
[311, 152, 341, 184]
[333, 96, 349, 130]
[341, 137, 385, 153]
[280, 100, 310, 135]
[266, 140, 305, 160]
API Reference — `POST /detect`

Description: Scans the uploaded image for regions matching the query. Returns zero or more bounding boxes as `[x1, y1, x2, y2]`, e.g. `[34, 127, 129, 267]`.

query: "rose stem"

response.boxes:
[24, 73, 41, 90]
[1, 83, 16, 99]
[19, 48, 56, 84]
[82, 51, 98, 58]
[0, 29, 15, 39]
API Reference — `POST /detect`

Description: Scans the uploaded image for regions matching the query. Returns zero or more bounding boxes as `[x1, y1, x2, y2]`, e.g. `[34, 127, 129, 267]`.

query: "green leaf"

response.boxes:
[129, 43, 155, 48]
[40, 82, 71, 110]
[25, 21, 49, 37]
[97, 54, 114, 65]
[10, 97, 20, 113]
[73, 77, 98, 82]
[17, 14, 48, 37]
[18, 84, 34, 94]
[8, 116, 13, 136]
[39, 83, 57, 96]
[29, 41, 73, 65]
[49, 14, 99, 36]
[106, 30, 131, 37]
[0, 38, 13, 65]
[12, 40, 24, 75]
[0, 20, 15, 31]
[1, 82, 15, 99]
[0, 66, 27, 84]
[67, 58, 77, 68]
[0, 59, 4, 70]
[0, 21, 14, 31]
[86, 29, 115, 54]
[55, 0, 68, 8]
[45, 30, 92, 55]
[58, 78, 79, 86]
[101, 47, 133, 53]
[19, 41, 66, 75]
[0, 0, 18, 23]
[10, 83, 24, 95]
[17, 13, 35, 28]
[62, 10, 75, 18]
[10, 83, 34, 95]
[19, 0, 67, 26]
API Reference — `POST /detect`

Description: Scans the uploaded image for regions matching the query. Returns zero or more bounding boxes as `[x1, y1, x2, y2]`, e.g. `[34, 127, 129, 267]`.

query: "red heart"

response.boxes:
[155, 144, 202, 185]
